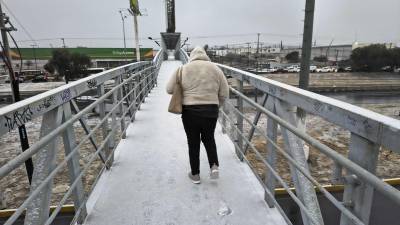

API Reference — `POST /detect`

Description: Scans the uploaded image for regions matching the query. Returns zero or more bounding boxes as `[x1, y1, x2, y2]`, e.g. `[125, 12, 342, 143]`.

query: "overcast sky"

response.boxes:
[2, 0, 400, 49]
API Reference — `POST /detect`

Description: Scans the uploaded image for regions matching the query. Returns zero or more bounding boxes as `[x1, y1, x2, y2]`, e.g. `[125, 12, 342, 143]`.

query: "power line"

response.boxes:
[1, 0, 37, 45]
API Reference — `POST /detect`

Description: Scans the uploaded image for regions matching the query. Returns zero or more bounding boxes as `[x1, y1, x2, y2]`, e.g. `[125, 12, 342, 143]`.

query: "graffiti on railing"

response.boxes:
[3, 106, 33, 132]
[60, 89, 72, 103]
[36, 96, 56, 113]
[87, 79, 98, 89]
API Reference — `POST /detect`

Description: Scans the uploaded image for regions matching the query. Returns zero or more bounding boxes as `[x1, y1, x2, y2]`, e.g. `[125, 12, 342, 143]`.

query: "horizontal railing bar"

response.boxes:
[0, 67, 154, 178]
[5, 69, 159, 225]
[47, 69, 158, 225]
[229, 87, 400, 206]
[44, 121, 117, 225]
[222, 101, 365, 225]
[0, 62, 152, 136]
[67, 71, 159, 224]
[218, 64, 400, 152]
[229, 140, 294, 225]
[220, 110, 321, 225]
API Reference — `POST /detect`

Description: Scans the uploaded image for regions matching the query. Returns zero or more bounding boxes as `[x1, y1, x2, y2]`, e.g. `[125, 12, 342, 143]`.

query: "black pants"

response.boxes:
[182, 112, 219, 175]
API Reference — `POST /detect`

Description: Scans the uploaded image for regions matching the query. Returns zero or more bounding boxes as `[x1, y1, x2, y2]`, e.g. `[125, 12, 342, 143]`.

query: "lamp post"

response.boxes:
[119, 10, 128, 62]
[148, 37, 161, 47]
[30, 44, 38, 70]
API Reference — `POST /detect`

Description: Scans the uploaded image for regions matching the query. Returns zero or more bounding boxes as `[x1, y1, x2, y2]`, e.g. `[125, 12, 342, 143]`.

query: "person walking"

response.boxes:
[167, 47, 229, 184]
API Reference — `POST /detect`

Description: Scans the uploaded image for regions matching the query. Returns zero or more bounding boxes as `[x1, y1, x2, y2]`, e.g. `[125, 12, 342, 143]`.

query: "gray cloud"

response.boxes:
[3, 0, 399, 48]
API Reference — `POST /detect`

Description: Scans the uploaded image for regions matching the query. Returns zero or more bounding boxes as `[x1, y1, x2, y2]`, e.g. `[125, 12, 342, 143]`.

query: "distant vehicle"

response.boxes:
[317, 67, 333, 73]
[15, 69, 44, 80]
[395, 67, 400, 73]
[32, 74, 48, 83]
[5, 75, 24, 83]
[310, 65, 317, 73]
[287, 65, 300, 73]
[276, 67, 287, 73]
[381, 66, 393, 72]
[344, 66, 352, 72]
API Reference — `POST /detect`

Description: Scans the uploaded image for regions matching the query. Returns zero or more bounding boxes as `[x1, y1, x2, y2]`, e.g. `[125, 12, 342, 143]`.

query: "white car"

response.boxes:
[287, 65, 300, 73]
[317, 67, 332, 73]
[310, 65, 317, 72]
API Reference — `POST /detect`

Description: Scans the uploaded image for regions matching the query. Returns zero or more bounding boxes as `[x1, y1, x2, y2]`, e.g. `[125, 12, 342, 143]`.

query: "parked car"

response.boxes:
[344, 66, 352, 72]
[310, 65, 317, 73]
[317, 67, 332, 73]
[381, 66, 392, 72]
[32, 75, 48, 83]
[287, 65, 300, 73]
[5, 76, 24, 83]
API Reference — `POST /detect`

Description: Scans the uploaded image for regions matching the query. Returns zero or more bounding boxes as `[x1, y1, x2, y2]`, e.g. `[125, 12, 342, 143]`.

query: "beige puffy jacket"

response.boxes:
[166, 47, 229, 106]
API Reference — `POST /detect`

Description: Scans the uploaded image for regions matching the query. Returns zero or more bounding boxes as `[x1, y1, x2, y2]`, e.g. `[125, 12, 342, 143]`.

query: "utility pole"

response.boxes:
[31, 44, 38, 70]
[256, 33, 260, 71]
[246, 42, 251, 68]
[298, 1, 325, 224]
[299, 0, 315, 90]
[133, 14, 140, 62]
[119, 10, 128, 62]
[61, 38, 66, 48]
[0, 2, 33, 183]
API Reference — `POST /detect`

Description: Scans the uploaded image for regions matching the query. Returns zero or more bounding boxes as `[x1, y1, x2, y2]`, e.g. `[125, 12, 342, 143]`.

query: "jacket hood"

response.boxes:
[189, 47, 211, 62]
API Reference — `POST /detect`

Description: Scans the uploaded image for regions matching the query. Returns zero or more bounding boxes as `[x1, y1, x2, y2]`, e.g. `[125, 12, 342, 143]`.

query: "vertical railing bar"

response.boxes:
[222, 98, 366, 225]
[243, 93, 268, 155]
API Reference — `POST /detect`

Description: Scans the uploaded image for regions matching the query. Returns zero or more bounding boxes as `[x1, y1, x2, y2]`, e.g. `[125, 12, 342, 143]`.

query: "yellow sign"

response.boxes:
[130, 0, 141, 15]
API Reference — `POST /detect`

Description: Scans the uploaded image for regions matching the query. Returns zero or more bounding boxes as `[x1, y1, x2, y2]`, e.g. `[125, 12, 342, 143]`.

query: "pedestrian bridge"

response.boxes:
[83, 60, 285, 225]
[0, 50, 400, 225]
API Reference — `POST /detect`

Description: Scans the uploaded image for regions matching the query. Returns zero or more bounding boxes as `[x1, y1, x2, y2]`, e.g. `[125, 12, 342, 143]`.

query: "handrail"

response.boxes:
[217, 63, 400, 152]
[0, 61, 151, 136]
[0, 51, 164, 225]
[216, 63, 400, 225]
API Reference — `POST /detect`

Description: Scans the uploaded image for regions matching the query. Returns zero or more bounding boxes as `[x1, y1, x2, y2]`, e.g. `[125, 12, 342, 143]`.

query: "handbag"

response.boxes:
[168, 66, 183, 114]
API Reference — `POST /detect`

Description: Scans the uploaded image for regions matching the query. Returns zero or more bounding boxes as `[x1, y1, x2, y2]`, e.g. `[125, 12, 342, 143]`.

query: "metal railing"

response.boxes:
[0, 50, 164, 225]
[180, 49, 400, 225]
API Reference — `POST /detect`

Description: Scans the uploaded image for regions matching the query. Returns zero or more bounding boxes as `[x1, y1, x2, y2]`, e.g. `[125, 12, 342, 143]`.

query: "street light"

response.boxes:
[30, 44, 38, 70]
[119, 10, 128, 62]
[148, 37, 160, 47]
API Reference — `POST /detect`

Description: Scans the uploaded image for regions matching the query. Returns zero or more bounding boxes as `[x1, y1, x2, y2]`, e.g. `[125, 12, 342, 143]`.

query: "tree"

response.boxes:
[285, 51, 299, 63]
[351, 44, 392, 72]
[389, 47, 400, 69]
[70, 52, 92, 80]
[44, 62, 55, 74]
[47, 49, 92, 82]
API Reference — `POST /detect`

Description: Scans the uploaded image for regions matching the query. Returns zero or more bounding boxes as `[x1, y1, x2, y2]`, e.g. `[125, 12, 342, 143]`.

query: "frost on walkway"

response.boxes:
[83, 61, 286, 225]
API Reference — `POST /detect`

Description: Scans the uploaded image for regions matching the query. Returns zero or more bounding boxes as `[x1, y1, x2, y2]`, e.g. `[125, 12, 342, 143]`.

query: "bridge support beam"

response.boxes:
[97, 85, 112, 170]
[275, 100, 324, 225]
[235, 77, 244, 161]
[61, 102, 87, 224]
[264, 96, 278, 208]
[24, 106, 63, 225]
[340, 134, 379, 225]
[160, 32, 181, 60]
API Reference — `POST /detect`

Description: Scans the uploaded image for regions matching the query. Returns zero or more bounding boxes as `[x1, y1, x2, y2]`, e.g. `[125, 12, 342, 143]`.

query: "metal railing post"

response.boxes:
[221, 102, 227, 134]
[332, 161, 343, 185]
[61, 102, 87, 224]
[128, 76, 136, 122]
[24, 106, 63, 225]
[97, 84, 112, 169]
[340, 133, 379, 225]
[235, 77, 244, 161]
[264, 96, 278, 208]
[116, 77, 126, 139]
[275, 99, 324, 225]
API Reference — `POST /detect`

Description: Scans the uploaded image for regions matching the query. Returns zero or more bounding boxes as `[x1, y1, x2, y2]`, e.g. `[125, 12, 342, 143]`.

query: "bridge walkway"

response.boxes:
[83, 60, 286, 225]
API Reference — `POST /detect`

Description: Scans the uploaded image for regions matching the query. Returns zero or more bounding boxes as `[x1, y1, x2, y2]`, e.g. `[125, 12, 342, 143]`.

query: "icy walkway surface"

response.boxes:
[83, 61, 286, 225]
